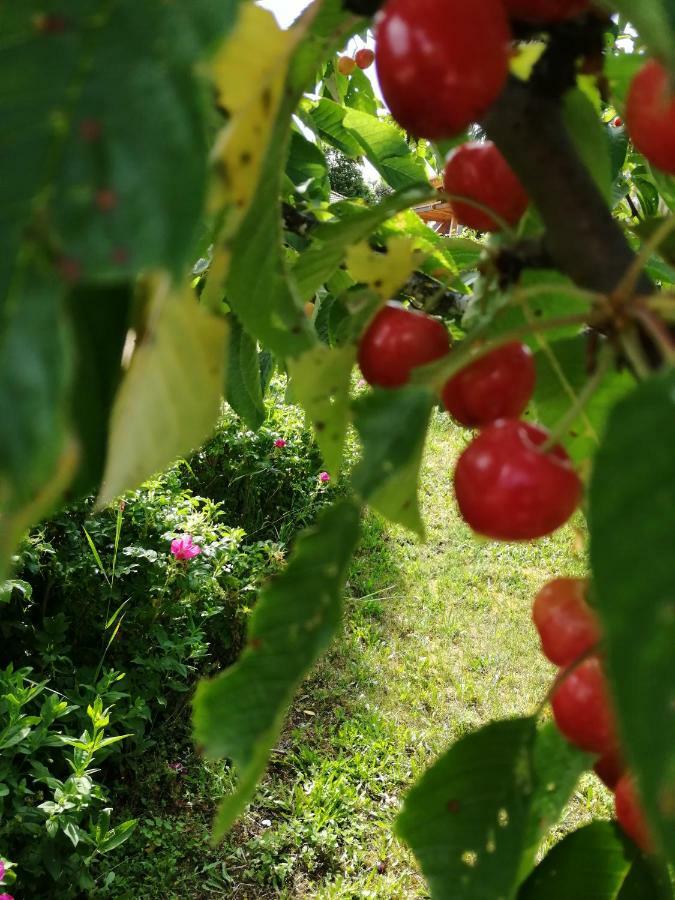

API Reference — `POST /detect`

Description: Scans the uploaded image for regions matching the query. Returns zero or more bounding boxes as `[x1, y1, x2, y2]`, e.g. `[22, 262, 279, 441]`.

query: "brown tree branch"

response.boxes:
[483, 75, 652, 297]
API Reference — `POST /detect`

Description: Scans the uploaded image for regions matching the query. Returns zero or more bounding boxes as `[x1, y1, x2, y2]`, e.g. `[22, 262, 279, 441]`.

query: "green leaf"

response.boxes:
[397, 718, 591, 899]
[226, 316, 265, 431]
[67, 284, 131, 497]
[192, 500, 360, 838]
[518, 822, 633, 899]
[304, 98, 364, 157]
[589, 370, 675, 861]
[344, 66, 378, 115]
[99, 819, 138, 854]
[352, 387, 434, 537]
[1, 1, 242, 286]
[608, 2, 675, 72]
[519, 723, 593, 880]
[293, 184, 435, 300]
[288, 344, 356, 475]
[342, 107, 429, 190]
[0, 580, 33, 604]
[397, 718, 536, 899]
[98, 284, 227, 505]
[0, 264, 73, 576]
[286, 130, 329, 192]
[530, 337, 634, 463]
[563, 88, 612, 201]
[220, 1, 361, 361]
[605, 54, 644, 108]
[616, 857, 674, 900]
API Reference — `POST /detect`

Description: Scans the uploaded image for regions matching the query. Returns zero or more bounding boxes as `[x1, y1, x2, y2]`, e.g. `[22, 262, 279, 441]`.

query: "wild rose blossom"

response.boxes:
[170, 535, 202, 560]
[274, 439, 287, 448]
[0, 893, 14, 900]
[0, 862, 4, 881]
[319, 472, 330, 483]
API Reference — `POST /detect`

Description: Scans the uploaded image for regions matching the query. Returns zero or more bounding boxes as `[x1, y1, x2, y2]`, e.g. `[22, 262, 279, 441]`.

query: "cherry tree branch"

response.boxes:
[483, 75, 652, 297]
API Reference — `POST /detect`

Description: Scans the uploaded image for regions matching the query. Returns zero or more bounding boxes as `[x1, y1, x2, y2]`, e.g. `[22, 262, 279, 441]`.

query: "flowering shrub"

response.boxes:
[170, 534, 202, 560]
[0, 399, 336, 896]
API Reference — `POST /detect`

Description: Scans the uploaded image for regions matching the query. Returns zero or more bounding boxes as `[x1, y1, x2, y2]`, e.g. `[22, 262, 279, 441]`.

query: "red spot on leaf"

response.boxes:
[96, 189, 118, 212]
[79, 119, 102, 142]
[34, 13, 68, 33]
[57, 256, 82, 284]
[111, 246, 129, 266]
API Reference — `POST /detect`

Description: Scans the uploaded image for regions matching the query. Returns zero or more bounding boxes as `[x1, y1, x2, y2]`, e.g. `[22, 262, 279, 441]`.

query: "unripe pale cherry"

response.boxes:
[454, 420, 582, 541]
[375, 0, 511, 139]
[503, 0, 589, 22]
[532, 577, 600, 666]
[615, 774, 654, 853]
[550, 656, 618, 755]
[358, 302, 450, 388]
[337, 56, 356, 76]
[443, 142, 529, 232]
[626, 59, 675, 175]
[441, 342, 535, 427]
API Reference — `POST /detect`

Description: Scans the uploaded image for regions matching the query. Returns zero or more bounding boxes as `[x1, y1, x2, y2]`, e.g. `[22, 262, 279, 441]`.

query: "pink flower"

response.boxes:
[274, 439, 287, 448]
[170, 535, 202, 561]
[0, 893, 13, 900]
[0, 862, 4, 881]
[319, 471, 330, 483]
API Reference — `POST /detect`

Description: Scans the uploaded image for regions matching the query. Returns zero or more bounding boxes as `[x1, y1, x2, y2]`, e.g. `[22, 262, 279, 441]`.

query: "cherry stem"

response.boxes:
[441, 191, 518, 238]
[631, 305, 675, 366]
[646, 294, 675, 321]
[539, 344, 613, 453]
[620, 328, 653, 381]
[414, 312, 589, 389]
[614, 216, 675, 304]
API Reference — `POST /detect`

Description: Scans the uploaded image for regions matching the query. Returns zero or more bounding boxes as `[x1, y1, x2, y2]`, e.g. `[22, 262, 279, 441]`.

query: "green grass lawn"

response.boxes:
[101, 412, 610, 898]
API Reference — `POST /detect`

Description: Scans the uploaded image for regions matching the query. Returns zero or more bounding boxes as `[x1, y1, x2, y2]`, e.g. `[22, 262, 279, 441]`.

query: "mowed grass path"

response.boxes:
[106, 413, 610, 898]
[215, 412, 610, 898]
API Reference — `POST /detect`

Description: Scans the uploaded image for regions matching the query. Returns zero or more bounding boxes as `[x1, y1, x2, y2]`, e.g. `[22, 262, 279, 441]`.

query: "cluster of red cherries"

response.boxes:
[373, 0, 675, 218]
[358, 315, 653, 851]
[533, 577, 653, 852]
[358, 302, 581, 542]
[353, 0, 672, 855]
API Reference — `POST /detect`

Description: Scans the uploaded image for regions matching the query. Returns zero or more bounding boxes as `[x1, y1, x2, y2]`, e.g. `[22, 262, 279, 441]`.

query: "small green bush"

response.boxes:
[0, 399, 336, 897]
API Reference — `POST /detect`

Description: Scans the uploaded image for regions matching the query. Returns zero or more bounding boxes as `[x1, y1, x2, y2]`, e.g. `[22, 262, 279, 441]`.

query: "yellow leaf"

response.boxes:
[207, 5, 301, 216]
[98, 277, 227, 505]
[346, 237, 420, 299]
[510, 42, 546, 81]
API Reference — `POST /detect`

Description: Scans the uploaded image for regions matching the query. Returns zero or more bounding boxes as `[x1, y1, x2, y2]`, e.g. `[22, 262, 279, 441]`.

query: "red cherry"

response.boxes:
[358, 302, 450, 388]
[626, 59, 675, 175]
[594, 748, 625, 790]
[503, 0, 589, 22]
[612, 116, 623, 128]
[551, 656, 618, 755]
[532, 577, 600, 666]
[443, 142, 529, 232]
[375, 0, 511, 139]
[454, 420, 581, 540]
[355, 48, 375, 70]
[615, 774, 654, 853]
[337, 56, 357, 76]
[441, 342, 535, 427]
